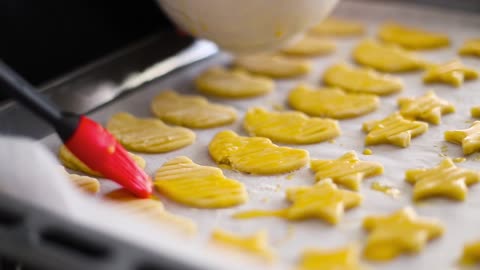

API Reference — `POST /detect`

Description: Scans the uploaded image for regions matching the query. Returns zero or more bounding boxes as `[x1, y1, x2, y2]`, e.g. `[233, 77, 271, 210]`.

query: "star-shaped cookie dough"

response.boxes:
[298, 245, 364, 270]
[310, 151, 384, 191]
[363, 112, 428, 147]
[211, 229, 275, 261]
[398, 90, 455, 125]
[459, 39, 480, 57]
[445, 121, 480, 154]
[423, 60, 478, 87]
[405, 158, 480, 201]
[363, 207, 444, 261]
[460, 240, 480, 266]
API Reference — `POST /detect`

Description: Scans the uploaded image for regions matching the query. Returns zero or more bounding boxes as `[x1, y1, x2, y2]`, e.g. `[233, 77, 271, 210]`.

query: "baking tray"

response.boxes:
[3, 0, 480, 269]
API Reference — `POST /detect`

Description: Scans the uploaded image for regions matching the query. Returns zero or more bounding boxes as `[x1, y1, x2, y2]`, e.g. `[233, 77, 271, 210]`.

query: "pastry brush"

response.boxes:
[0, 60, 152, 198]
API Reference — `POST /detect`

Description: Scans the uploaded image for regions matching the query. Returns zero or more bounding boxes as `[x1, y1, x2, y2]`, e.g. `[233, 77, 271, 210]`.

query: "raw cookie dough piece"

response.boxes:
[405, 158, 480, 201]
[445, 121, 480, 155]
[195, 67, 274, 98]
[471, 106, 480, 118]
[151, 90, 237, 128]
[282, 36, 336, 56]
[61, 167, 100, 194]
[59, 145, 146, 177]
[234, 54, 312, 78]
[211, 229, 274, 261]
[459, 39, 480, 57]
[154, 156, 247, 208]
[310, 18, 365, 36]
[209, 130, 308, 175]
[398, 90, 455, 125]
[363, 207, 444, 261]
[363, 112, 428, 147]
[423, 60, 478, 87]
[105, 189, 196, 234]
[243, 107, 340, 144]
[310, 151, 384, 191]
[323, 63, 403, 95]
[460, 240, 480, 266]
[353, 40, 426, 72]
[378, 23, 450, 50]
[288, 84, 379, 119]
[298, 245, 364, 270]
[107, 112, 195, 153]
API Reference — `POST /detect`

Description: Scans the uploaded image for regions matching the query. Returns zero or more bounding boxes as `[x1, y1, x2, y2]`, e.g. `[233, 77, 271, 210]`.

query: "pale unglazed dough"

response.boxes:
[323, 63, 403, 95]
[151, 90, 237, 128]
[106, 112, 195, 153]
[234, 54, 312, 78]
[281, 35, 336, 56]
[209, 130, 309, 175]
[243, 107, 340, 144]
[310, 18, 365, 36]
[59, 145, 146, 177]
[154, 156, 247, 208]
[288, 84, 379, 119]
[60, 167, 100, 194]
[378, 23, 450, 50]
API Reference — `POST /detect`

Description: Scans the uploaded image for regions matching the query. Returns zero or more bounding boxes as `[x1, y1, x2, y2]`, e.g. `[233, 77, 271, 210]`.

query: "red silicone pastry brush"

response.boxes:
[0, 60, 152, 198]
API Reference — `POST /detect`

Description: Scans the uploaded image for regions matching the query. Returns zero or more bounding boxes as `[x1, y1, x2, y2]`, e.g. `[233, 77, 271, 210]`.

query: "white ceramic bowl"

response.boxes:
[156, 0, 339, 54]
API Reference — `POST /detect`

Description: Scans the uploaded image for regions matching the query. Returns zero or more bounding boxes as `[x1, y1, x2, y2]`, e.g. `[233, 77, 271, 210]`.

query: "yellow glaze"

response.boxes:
[363, 148, 373, 155]
[211, 229, 274, 261]
[106, 112, 195, 153]
[459, 39, 480, 57]
[243, 107, 340, 144]
[234, 54, 312, 78]
[61, 167, 100, 194]
[460, 240, 480, 266]
[310, 151, 384, 191]
[353, 40, 426, 72]
[363, 207, 444, 261]
[363, 112, 428, 147]
[398, 90, 455, 125]
[154, 156, 247, 208]
[323, 63, 403, 95]
[378, 23, 450, 50]
[471, 106, 480, 118]
[58, 145, 146, 177]
[423, 60, 478, 87]
[310, 18, 365, 36]
[445, 121, 480, 155]
[371, 182, 400, 198]
[288, 84, 379, 119]
[195, 67, 274, 98]
[234, 179, 363, 225]
[405, 158, 480, 201]
[453, 157, 467, 163]
[151, 90, 237, 128]
[298, 245, 364, 270]
[105, 189, 196, 234]
[282, 36, 336, 56]
[209, 130, 309, 175]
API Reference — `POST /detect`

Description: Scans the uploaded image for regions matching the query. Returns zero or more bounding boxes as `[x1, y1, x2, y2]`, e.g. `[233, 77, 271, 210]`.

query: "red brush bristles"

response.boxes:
[65, 116, 152, 198]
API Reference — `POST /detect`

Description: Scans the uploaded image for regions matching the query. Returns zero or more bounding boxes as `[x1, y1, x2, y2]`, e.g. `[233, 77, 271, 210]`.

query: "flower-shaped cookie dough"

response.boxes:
[398, 90, 455, 125]
[298, 245, 364, 270]
[234, 53, 312, 78]
[423, 60, 478, 87]
[363, 207, 444, 261]
[310, 18, 365, 36]
[60, 167, 100, 194]
[282, 36, 336, 56]
[211, 229, 275, 261]
[459, 39, 480, 57]
[378, 23, 450, 50]
[445, 121, 480, 154]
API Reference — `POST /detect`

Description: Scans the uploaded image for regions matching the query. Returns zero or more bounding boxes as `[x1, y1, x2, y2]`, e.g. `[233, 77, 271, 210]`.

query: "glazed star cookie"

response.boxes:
[281, 35, 336, 56]
[353, 40, 426, 72]
[195, 67, 274, 98]
[298, 245, 364, 270]
[459, 39, 480, 57]
[363, 207, 444, 261]
[234, 54, 312, 78]
[60, 167, 100, 194]
[106, 112, 195, 153]
[288, 84, 379, 119]
[405, 158, 480, 201]
[151, 90, 237, 128]
[310, 18, 365, 36]
[310, 151, 384, 191]
[423, 60, 478, 87]
[471, 106, 480, 118]
[154, 156, 247, 208]
[363, 112, 428, 147]
[59, 145, 146, 177]
[378, 23, 450, 50]
[209, 130, 309, 175]
[445, 121, 480, 154]
[211, 229, 275, 261]
[323, 63, 403, 95]
[398, 90, 455, 125]
[243, 107, 340, 144]
[460, 240, 480, 265]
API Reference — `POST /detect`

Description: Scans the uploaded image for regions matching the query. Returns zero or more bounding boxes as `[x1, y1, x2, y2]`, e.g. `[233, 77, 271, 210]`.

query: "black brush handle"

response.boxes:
[0, 60, 79, 141]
